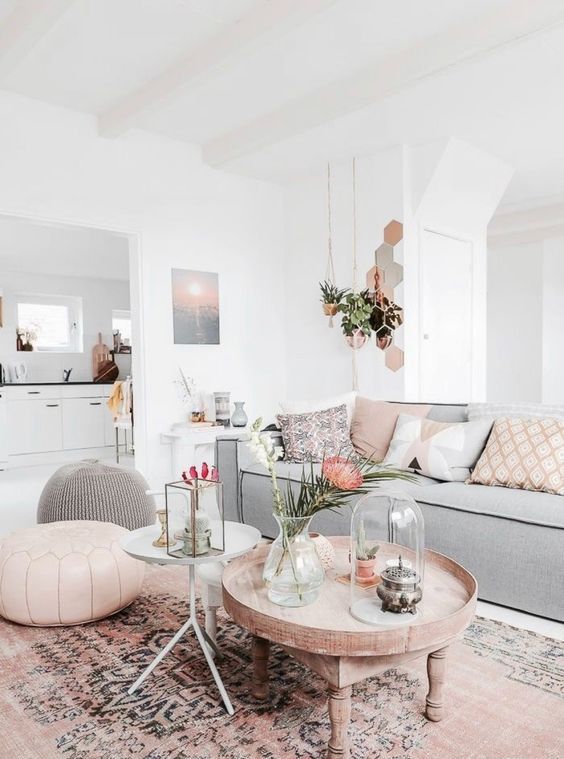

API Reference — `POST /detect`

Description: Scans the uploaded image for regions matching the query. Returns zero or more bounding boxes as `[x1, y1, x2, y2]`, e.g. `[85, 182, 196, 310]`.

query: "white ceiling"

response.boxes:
[1, 0, 564, 207]
[0, 215, 130, 280]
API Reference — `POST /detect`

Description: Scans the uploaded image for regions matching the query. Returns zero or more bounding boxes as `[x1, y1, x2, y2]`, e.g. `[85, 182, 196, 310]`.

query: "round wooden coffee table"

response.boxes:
[222, 537, 477, 758]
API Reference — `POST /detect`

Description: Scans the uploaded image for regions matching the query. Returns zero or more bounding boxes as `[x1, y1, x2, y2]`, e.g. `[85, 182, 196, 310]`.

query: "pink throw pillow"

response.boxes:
[351, 398, 431, 462]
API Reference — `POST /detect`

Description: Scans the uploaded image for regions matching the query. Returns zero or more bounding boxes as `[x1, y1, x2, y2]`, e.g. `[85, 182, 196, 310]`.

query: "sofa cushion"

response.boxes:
[351, 398, 431, 462]
[469, 417, 564, 496]
[279, 391, 357, 429]
[383, 413, 492, 482]
[276, 404, 353, 462]
[414, 481, 564, 529]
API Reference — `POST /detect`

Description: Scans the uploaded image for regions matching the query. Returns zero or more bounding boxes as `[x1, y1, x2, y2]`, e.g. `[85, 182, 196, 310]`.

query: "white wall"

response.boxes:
[0, 270, 131, 382]
[0, 92, 286, 484]
[283, 147, 405, 402]
[542, 237, 564, 404]
[487, 242, 543, 402]
[486, 235, 564, 404]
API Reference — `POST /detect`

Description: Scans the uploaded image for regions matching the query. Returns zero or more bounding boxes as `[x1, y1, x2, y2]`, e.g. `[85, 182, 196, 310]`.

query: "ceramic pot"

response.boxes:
[345, 329, 368, 350]
[263, 515, 324, 607]
[231, 401, 248, 428]
[356, 557, 377, 579]
[309, 532, 335, 570]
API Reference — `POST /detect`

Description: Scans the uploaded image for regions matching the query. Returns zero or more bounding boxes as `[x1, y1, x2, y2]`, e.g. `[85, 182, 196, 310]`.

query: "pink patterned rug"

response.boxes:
[0, 565, 562, 759]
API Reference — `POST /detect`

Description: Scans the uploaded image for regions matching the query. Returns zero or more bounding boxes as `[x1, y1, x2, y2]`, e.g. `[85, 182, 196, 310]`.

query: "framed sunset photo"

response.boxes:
[172, 268, 220, 345]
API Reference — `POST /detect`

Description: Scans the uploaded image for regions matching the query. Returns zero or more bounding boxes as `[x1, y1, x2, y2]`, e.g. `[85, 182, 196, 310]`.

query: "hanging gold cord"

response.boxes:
[351, 156, 359, 391]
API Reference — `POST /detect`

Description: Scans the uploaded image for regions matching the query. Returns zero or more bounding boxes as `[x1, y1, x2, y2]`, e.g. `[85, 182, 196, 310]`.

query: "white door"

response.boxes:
[7, 399, 63, 454]
[62, 398, 106, 449]
[419, 230, 473, 402]
[0, 392, 8, 464]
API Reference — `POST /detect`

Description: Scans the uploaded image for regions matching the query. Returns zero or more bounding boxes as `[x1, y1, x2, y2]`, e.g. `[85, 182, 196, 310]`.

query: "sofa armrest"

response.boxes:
[215, 430, 282, 524]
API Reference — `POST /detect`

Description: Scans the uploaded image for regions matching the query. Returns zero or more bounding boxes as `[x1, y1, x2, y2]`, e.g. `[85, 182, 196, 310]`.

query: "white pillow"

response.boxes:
[383, 413, 492, 482]
[279, 392, 357, 429]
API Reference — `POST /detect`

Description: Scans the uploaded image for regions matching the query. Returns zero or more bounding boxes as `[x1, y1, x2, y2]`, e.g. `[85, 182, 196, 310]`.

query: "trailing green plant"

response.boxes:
[319, 280, 349, 305]
[338, 290, 373, 337]
[356, 520, 380, 560]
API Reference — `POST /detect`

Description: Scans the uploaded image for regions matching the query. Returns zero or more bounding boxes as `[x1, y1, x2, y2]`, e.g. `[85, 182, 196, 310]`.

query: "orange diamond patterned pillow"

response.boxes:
[469, 416, 564, 495]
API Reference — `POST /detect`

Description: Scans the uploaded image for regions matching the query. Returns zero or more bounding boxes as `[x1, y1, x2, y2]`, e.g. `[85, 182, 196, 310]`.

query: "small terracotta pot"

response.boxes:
[323, 303, 338, 317]
[345, 329, 368, 350]
[356, 558, 377, 579]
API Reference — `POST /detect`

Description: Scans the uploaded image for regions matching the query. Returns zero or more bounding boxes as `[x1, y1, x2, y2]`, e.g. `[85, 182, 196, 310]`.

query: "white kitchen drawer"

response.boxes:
[58, 384, 107, 399]
[5, 385, 62, 400]
[62, 398, 106, 449]
[7, 399, 63, 454]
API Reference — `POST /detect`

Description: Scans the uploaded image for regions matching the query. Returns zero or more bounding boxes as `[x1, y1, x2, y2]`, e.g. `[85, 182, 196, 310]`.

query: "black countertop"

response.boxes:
[1, 381, 114, 387]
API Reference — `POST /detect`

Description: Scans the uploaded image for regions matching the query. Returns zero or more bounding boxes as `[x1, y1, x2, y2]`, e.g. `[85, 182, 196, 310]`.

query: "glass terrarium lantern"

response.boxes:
[350, 490, 424, 625]
[164, 478, 225, 559]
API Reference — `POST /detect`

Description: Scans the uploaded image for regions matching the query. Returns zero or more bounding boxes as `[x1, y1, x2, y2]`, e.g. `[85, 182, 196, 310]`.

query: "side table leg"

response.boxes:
[426, 646, 449, 722]
[327, 684, 352, 759]
[251, 636, 270, 700]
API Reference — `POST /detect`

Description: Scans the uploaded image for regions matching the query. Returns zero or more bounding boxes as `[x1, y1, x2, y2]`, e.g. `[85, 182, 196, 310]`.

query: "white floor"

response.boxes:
[0, 460, 562, 642]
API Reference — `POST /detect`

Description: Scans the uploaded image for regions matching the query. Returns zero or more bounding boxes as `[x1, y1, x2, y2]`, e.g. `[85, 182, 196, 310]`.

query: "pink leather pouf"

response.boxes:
[0, 521, 145, 626]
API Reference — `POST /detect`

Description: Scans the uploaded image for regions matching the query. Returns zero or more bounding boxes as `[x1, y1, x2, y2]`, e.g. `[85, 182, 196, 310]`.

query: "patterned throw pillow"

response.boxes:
[276, 404, 354, 463]
[383, 413, 492, 482]
[469, 417, 564, 495]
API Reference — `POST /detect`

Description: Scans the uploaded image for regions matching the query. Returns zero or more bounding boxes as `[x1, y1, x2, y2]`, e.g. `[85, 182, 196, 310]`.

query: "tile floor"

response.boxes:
[0, 459, 562, 642]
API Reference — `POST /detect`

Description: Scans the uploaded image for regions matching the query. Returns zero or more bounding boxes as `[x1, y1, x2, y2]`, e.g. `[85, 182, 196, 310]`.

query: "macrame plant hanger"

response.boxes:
[325, 163, 337, 327]
[351, 156, 360, 392]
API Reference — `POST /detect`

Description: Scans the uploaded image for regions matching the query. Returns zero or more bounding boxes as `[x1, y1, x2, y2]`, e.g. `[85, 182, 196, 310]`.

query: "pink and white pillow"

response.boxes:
[276, 404, 354, 463]
[383, 413, 492, 482]
[469, 416, 564, 495]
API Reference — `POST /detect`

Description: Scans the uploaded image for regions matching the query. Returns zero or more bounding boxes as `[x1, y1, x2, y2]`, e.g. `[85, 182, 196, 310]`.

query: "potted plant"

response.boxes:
[355, 520, 380, 578]
[338, 290, 373, 348]
[319, 281, 349, 318]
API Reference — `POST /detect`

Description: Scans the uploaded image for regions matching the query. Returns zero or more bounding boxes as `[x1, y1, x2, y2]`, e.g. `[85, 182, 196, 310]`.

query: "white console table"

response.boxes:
[161, 424, 247, 479]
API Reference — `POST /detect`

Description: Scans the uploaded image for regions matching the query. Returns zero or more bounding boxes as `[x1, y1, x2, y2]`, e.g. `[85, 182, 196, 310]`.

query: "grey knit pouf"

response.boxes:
[37, 462, 156, 530]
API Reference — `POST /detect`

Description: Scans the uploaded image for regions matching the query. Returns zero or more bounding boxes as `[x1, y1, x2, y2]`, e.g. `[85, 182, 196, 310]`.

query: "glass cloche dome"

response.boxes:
[350, 490, 425, 626]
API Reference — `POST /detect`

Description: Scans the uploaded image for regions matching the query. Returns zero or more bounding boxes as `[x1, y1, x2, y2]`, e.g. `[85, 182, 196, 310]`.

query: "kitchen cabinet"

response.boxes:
[62, 398, 106, 449]
[4, 383, 117, 461]
[7, 399, 63, 454]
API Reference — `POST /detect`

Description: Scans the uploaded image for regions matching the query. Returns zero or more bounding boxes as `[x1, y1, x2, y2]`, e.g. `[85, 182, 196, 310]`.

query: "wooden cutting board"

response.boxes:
[92, 332, 110, 379]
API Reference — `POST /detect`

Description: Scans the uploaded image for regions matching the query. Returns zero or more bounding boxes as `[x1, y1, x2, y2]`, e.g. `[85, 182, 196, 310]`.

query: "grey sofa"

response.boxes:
[216, 402, 564, 622]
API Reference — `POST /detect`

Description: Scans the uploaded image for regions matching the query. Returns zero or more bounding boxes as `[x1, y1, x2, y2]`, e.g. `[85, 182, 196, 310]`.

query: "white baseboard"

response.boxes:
[2, 446, 118, 470]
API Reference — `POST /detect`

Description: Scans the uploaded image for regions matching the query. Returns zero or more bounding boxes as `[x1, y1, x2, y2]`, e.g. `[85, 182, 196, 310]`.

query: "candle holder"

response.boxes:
[152, 509, 168, 548]
[164, 478, 225, 559]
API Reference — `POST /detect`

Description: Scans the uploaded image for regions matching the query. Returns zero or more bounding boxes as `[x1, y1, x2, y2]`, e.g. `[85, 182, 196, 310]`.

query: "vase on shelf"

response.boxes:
[231, 401, 248, 428]
[263, 515, 325, 607]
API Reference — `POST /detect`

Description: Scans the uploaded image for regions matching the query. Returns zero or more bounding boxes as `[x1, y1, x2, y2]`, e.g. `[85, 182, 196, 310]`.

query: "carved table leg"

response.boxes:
[426, 646, 449, 722]
[251, 636, 270, 700]
[327, 685, 352, 759]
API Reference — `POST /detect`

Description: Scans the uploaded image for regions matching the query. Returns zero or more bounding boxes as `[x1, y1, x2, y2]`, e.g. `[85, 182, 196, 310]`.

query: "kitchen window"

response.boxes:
[16, 295, 83, 353]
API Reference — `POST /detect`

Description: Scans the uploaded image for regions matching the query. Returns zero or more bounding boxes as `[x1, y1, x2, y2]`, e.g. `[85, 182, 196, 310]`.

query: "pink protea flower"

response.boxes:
[322, 456, 363, 490]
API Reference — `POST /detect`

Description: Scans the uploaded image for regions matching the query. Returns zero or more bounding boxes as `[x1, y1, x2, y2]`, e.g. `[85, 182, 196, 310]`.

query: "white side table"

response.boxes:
[160, 424, 247, 479]
[120, 520, 260, 715]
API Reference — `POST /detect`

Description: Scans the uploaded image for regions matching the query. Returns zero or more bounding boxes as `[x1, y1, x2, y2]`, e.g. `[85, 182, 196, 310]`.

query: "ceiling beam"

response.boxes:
[203, 0, 564, 168]
[98, 0, 339, 138]
[0, 0, 75, 80]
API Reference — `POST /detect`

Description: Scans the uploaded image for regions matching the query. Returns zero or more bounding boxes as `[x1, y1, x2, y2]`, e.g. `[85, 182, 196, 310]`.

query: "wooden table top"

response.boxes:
[222, 537, 477, 657]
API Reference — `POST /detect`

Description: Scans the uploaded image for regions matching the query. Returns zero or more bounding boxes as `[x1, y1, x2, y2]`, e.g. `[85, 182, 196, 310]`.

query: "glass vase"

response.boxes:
[263, 515, 325, 607]
[231, 401, 248, 428]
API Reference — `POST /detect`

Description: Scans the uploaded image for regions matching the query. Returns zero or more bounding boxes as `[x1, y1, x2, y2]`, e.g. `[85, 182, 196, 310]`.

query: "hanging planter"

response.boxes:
[339, 290, 373, 349]
[320, 281, 349, 327]
[345, 329, 369, 350]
